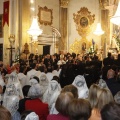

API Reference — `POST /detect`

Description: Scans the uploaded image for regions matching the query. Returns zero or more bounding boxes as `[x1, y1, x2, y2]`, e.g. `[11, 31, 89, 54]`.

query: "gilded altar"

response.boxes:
[70, 7, 95, 54]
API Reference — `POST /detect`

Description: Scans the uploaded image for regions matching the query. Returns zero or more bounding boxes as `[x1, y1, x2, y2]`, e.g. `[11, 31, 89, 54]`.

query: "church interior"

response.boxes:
[0, 0, 119, 64]
[0, 0, 120, 120]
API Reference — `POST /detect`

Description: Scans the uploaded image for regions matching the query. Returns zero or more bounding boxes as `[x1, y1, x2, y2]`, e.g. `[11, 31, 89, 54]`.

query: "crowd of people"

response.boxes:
[0, 52, 120, 120]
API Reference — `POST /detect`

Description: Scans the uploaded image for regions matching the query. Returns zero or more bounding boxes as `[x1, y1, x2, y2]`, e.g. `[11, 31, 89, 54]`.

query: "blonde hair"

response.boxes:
[88, 84, 102, 108]
[95, 88, 114, 110]
[61, 85, 78, 98]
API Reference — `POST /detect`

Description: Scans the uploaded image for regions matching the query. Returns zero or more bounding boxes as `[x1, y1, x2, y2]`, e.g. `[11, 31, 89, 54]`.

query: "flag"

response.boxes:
[3, 1, 9, 26]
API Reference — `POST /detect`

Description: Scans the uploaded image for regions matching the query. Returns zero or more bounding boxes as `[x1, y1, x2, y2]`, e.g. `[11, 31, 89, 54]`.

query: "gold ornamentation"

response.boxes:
[59, 0, 70, 8]
[38, 6, 53, 26]
[99, 0, 109, 9]
[69, 38, 91, 54]
[8, 34, 15, 43]
[73, 7, 95, 37]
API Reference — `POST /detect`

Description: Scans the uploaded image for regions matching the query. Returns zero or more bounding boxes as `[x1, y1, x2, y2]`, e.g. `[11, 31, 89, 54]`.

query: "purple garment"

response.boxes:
[47, 113, 70, 120]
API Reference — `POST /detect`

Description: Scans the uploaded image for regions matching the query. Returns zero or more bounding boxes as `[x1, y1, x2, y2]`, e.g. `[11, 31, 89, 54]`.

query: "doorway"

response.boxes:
[43, 45, 51, 55]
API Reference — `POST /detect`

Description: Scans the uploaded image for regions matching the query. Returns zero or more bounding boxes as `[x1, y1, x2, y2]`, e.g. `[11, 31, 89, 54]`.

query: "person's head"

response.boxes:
[52, 76, 60, 83]
[96, 88, 114, 111]
[68, 98, 91, 120]
[0, 106, 11, 120]
[118, 54, 120, 60]
[101, 102, 120, 120]
[22, 85, 31, 97]
[114, 91, 120, 104]
[88, 84, 102, 108]
[33, 76, 39, 83]
[30, 63, 36, 69]
[108, 52, 111, 58]
[55, 92, 74, 116]
[21, 110, 39, 120]
[3, 95, 19, 116]
[107, 69, 115, 79]
[98, 79, 109, 89]
[62, 85, 78, 98]
[28, 84, 43, 98]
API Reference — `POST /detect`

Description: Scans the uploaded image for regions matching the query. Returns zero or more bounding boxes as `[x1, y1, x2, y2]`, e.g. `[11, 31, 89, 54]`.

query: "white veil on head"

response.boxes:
[18, 73, 27, 88]
[98, 79, 109, 89]
[3, 84, 19, 116]
[43, 80, 61, 106]
[39, 73, 49, 93]
[7, 73, 23, 98]
[29, 78, 39, 86]
[114, 91, 120, 104]
[72, 75, 88, 99]
[4, 95, 19, 116]
[25, 112, 39, 120]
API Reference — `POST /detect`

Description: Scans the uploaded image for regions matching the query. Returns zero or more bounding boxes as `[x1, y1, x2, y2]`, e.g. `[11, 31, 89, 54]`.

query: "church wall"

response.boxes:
[36, 0, 59, 35]
[68, 0, 102, 52]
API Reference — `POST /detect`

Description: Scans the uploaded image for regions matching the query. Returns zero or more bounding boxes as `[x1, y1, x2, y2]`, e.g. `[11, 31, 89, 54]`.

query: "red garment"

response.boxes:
[25, 98, 49, 120]
[47, 113, 70, 120]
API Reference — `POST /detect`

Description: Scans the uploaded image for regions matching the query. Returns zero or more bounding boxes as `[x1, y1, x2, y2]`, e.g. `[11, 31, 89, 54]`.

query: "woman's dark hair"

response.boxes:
[101, 102, 120, 120]
[21, 110, 33, 120]
[0, 106, 11, 120]
[22, 85, 31, 97]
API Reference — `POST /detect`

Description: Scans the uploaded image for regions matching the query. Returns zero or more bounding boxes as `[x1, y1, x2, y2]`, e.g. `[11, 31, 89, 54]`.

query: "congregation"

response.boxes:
[0, 52, 120, 120]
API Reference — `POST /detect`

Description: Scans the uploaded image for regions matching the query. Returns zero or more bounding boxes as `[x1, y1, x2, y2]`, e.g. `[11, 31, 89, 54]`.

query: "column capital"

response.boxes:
[59, 0, 70, 8]
[105, 5, 117, 17]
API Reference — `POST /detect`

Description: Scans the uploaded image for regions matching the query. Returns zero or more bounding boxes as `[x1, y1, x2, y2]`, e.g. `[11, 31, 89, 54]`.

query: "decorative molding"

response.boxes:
[59, 0, 70, 8]
[73, 7, 95, 37]
[38, 6, 53, 26]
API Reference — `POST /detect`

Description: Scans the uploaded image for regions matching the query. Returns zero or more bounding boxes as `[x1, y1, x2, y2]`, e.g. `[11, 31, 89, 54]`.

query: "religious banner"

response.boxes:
[3, 1, 9, 26]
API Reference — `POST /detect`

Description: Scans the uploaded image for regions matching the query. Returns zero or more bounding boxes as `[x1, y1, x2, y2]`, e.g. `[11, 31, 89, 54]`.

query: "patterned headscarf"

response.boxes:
[98, 79, 109, 89]
[39, 73, 49, 94]
[3, 84, 19, 116]
[43, 80, 61, 108]
[72, 75, 88, 99]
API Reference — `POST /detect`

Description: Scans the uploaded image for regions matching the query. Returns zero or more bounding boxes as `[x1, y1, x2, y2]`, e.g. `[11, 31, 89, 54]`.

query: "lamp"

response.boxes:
[93, 0, 104, 36]
[93, 23, 104, 36]
[110, 1, 120, 25]
[27, 16, 43, 40]
[27, 0, 43, 41]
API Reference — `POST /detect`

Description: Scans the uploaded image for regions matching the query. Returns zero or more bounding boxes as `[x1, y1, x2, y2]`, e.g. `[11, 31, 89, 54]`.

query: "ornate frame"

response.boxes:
[73, 7, 95, 37]
[38, 6, 53, 26]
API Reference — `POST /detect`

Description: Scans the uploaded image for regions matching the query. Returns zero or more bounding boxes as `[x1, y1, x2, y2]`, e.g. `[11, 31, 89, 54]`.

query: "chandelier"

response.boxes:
[110, 1, 120, 25]
[27, 16, 43, 40]
[27, 0, 43, 41]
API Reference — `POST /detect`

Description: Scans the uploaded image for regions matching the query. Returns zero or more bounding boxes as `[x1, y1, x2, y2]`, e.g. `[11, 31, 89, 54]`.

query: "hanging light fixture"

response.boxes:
[93, 1, 104, 36]
[94, 23, 104, 36]
[110, 1, 120, 25]
[27, 16, 43, 40]
[27, 0, 43, 41]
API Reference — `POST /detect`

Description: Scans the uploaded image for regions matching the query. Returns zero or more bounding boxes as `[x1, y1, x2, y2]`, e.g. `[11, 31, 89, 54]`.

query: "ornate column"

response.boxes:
[99, 0, 116, 58]
[21, 0, 30, 52]
[59, 0, 70, 53]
